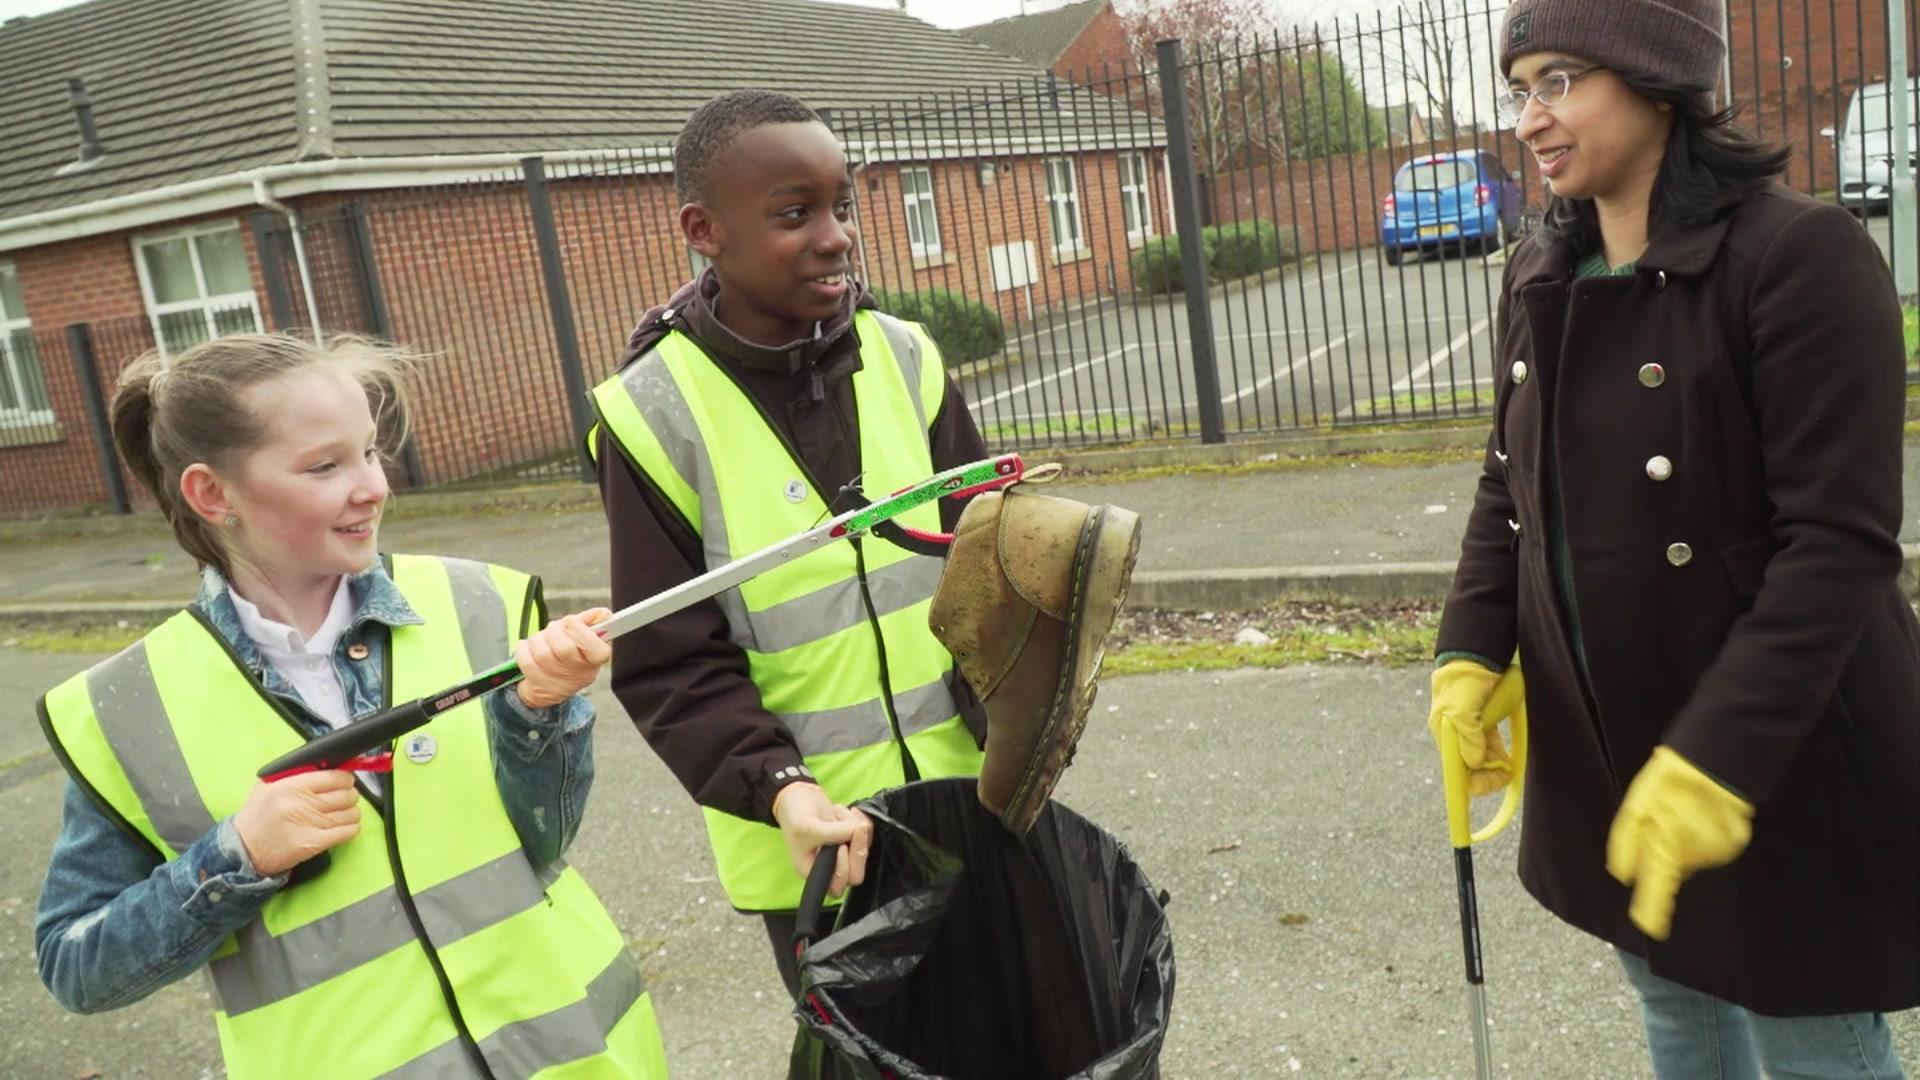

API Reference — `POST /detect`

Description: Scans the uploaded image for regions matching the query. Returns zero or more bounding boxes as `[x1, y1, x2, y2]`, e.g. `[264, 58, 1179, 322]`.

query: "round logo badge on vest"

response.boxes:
[784, 479, 808, 504]
[404, 732, 437, 765]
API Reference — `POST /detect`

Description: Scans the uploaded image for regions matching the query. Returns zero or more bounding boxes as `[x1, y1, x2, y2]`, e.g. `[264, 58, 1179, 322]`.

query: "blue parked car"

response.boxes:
[1380, 151, 1524, 265]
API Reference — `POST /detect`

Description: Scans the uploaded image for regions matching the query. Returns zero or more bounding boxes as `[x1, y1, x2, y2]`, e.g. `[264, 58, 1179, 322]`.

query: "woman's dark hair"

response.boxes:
[1541, 73, 1792, 255]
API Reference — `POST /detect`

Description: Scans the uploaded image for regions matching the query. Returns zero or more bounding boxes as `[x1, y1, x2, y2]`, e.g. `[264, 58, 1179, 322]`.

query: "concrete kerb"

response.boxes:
[10, 547, 1916, 630]
[1045, 420, 1489, 473]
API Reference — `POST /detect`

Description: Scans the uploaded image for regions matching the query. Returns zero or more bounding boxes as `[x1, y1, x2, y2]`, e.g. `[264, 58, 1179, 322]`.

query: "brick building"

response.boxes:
[0, 0, 1164, 511]
[960, 0, 1132, 82]
[1724, 0, 1909, 193]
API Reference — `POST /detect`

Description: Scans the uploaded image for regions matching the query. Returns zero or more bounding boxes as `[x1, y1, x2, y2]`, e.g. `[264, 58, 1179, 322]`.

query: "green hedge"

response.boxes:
[1129, 222, 1299, 296]
[1130, 235, 1204, 295]
[872, 287, 1005, 363]
[1201, 220, 1297, 279]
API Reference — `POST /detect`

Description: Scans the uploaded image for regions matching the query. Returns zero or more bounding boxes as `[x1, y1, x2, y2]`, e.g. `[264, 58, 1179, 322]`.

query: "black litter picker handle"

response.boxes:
[791, 842, 845, 949]
[255, 454, 1027, 782]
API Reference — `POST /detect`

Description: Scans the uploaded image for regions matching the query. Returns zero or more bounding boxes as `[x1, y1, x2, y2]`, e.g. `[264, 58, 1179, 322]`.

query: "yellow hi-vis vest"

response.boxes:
[38, 555, 668, 1080]
[589, 309, 984, 911]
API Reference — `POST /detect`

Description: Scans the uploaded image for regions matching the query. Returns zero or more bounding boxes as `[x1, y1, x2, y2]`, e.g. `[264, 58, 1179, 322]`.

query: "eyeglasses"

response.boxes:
[1497, 68, 1603, 124]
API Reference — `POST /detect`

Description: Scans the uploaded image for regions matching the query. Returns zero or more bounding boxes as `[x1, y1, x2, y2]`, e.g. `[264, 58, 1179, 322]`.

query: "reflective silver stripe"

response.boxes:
[871, 311, 930, 432]
[210, 853, 567, 1017]
[375, 1033, 470, 1079]
[213, 886, 412, 1017]
[441, 557, 510, 674]
[781, 671, 960, 757]
[897, 669, 966, 740]
[85, 641, 217, 855]
[743, 555, 943, 654]
[481, 951, 648, 1080]
[615, 347, 750, 643]
[381, 950, 644, 1079]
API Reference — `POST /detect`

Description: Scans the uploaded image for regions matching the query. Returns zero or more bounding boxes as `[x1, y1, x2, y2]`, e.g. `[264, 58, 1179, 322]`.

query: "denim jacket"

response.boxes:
[35, 562, 596, 1014]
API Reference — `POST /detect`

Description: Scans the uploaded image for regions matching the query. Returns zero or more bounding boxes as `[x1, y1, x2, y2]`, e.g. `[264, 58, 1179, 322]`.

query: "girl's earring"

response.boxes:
[224, 515, 239, 528]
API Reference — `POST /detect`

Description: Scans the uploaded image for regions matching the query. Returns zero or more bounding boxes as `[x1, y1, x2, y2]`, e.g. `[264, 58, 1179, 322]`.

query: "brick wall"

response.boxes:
[1204, 133, 1535, 256]
[1, 145, 1175, 509]
[0, 211, 266, 513]
[1053, 3, 1132, 83]
[857, 149, 1173, 328]
[1726, 0, 1902, 195]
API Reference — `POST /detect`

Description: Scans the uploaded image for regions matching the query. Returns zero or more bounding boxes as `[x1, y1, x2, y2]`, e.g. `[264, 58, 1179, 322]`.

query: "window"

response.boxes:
[901, 166, 942, 258]
[0, 264, 51, 426]
[1044, 157, 1085, 254]
[1395, 160, 1479, 193]
[1119, 152, 1154, 241]
[133, 223, 261, 356]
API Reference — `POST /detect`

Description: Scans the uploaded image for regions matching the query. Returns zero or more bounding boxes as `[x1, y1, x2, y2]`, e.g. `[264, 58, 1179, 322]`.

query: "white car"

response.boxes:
[1824, 77, 1918, 211]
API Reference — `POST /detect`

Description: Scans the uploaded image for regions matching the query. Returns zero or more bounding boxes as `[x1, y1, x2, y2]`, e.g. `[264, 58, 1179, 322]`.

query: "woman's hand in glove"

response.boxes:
[1429, 659, 1518, 795]
[1606, 746, 1754, 940]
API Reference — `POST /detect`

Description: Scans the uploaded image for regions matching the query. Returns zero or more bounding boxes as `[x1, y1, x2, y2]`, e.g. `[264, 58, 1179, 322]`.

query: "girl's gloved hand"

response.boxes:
[515, 607, 614, 709]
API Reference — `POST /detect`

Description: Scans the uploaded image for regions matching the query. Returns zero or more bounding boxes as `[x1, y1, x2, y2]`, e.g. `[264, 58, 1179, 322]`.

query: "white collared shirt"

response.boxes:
[229, 578, 354, 731]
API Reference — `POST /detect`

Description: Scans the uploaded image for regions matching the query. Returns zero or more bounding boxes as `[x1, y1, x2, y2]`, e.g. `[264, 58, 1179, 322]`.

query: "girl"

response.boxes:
[1430, 1, 1918, 1075]
[35, 334, 669, 1078]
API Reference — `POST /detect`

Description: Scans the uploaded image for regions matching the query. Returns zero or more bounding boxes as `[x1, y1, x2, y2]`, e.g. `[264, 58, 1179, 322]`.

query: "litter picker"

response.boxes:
[257, 453, 1025, 782]
[1438, 666, 1528, 1080]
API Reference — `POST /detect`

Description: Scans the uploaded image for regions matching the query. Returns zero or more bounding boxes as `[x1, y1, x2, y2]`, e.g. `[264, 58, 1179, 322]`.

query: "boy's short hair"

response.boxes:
[673, 89, 824, 204]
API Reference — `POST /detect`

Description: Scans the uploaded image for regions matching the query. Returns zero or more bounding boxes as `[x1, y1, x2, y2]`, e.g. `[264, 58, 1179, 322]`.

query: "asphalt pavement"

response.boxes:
[968, 214, 1908, 444]
[6, 656, 1912, 1077]
[7, 444, 1918, 616]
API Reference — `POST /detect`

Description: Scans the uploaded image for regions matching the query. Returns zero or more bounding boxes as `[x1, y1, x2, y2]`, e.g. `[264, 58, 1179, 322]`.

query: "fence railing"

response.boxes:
[9, 0, 1914, 515]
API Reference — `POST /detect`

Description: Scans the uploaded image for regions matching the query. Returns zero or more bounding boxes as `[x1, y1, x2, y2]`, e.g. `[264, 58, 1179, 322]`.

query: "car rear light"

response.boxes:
[1475, 184, 1491, 206]
[1383, 194, 1397, 215]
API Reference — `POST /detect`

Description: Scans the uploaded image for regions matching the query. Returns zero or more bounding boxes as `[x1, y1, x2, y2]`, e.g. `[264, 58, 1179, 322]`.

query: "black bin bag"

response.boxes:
[787, 778, 1174, 1080]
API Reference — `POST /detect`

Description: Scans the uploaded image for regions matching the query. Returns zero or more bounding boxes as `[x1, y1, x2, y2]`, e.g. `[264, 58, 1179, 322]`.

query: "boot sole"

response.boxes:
[999, 503, 1142, 833]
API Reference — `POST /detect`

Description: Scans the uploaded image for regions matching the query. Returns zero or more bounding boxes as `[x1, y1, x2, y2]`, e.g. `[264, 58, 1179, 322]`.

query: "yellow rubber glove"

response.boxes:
[1468, 666, 1523, 797]
[1606, 746, 1755, 941]
[1429, 660, 1510, 794]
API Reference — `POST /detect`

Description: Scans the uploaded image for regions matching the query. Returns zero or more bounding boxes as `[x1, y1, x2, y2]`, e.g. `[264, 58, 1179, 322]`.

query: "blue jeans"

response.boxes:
[1618, 950, 1909, 1078]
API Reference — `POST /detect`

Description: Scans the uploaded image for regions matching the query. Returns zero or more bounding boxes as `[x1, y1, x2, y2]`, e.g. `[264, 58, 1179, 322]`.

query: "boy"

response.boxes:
[587, 89, 991, 997]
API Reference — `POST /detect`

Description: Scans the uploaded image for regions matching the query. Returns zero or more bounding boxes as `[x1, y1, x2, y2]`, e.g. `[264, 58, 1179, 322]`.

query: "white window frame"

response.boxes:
[0, 262, 54, 428]
[1044, 156, 1086, 255]
[1119, 151, 1155, 242]
[131, 222, 262, 357]
[901, 166, 943, 258]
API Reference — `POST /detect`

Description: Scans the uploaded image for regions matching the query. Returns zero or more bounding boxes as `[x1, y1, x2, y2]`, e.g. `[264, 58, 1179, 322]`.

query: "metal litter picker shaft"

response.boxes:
[257, 453, 1025, 781]
[1438, 667, 1528, 1080]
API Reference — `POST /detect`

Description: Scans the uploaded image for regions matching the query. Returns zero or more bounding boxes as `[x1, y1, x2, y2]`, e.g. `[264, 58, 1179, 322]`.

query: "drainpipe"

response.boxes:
[251, 176, 323, 335]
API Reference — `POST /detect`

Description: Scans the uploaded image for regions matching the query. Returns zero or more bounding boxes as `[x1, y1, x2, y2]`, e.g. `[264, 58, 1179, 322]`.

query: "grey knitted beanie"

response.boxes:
[1500, 0, 1726, 91]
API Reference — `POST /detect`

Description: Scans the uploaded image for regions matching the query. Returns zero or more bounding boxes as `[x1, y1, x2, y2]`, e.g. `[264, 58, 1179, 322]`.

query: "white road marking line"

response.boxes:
[1223, 333, 1353, 406]
[1390, 316, 1492, 394]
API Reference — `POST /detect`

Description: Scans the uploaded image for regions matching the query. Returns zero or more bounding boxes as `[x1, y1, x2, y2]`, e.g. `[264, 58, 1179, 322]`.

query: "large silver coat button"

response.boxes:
[1646, 455, 1674, 482]
[1638, 363, 1665, 388]
[1655, 270, 1669, 290]
[1666, 542, 1694, 567]
[1511, 361, 1530, 385]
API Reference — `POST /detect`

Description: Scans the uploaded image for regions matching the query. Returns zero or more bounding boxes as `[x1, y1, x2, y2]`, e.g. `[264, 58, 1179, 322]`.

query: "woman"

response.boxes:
[1429, 0, 1919, 1074]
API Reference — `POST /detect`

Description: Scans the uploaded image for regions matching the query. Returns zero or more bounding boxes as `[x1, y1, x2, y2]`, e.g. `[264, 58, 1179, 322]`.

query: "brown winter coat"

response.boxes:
[1437, 183, 1920, 1016]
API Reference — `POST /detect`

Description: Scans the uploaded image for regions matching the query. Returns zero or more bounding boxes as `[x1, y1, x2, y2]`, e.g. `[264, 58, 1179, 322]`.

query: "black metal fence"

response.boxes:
[12, 0, 1915, 513]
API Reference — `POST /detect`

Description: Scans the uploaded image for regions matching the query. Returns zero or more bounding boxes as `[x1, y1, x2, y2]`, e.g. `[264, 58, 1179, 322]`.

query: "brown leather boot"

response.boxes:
[929, 484, 1142, 833]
